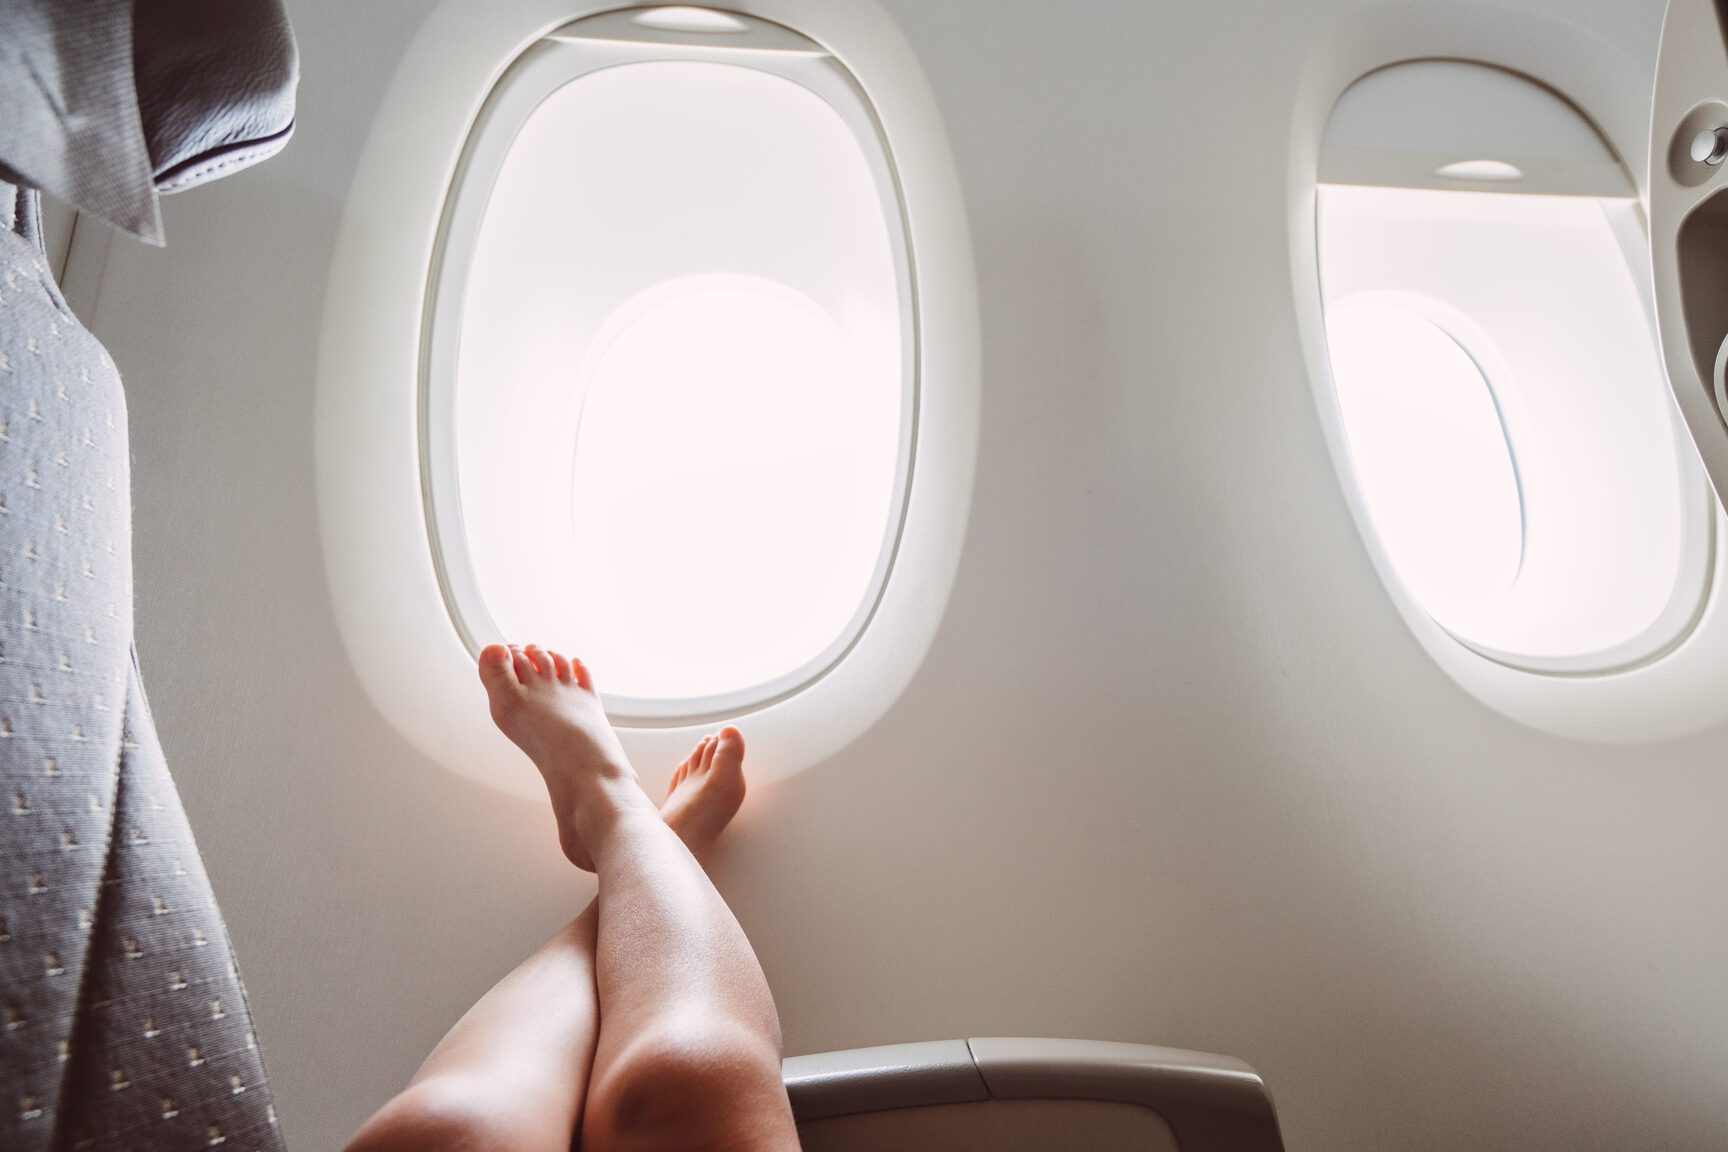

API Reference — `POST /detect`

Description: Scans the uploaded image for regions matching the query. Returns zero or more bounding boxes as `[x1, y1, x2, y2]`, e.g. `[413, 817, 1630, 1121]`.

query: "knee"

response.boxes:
[344, 1075, 521, 1152]
[584, 1018, 788, 1152]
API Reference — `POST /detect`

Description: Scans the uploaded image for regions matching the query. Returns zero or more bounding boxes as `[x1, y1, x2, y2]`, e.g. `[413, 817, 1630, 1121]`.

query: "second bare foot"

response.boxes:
[661, 727, 747, 855]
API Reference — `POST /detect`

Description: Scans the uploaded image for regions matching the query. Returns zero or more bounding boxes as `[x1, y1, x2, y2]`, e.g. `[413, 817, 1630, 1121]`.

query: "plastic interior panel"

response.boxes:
[1321, 59, 1632, 195]
[781, 1038, 1285, 1152]
[1651, 0, 1728, 502]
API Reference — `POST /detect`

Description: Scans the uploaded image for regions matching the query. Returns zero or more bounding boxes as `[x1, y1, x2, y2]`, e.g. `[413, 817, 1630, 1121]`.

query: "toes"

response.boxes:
[698, 734, 718, 773]
[668, 737, 708, 798]
[507, 644, 535, 683]
[509, 644, 593, 687]
[687, 739, 707, 778]
[477, 644, 524, 695]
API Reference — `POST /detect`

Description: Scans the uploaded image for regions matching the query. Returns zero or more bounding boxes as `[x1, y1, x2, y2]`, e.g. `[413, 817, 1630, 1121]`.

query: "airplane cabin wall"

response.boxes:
[72, 0, 1728, 1148]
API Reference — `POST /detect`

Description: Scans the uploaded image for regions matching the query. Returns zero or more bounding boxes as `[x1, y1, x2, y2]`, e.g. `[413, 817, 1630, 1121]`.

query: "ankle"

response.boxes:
[536, 729, 635, 782]
[571, 776, 656, 852]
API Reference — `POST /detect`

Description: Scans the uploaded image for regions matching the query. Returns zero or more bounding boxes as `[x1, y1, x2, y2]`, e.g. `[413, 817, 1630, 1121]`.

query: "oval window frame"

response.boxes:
[421, 12, 920, 725]
[314, 0, 979, 798]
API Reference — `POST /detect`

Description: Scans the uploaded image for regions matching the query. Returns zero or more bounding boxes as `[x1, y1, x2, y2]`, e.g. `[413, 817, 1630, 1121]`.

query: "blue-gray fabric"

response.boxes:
[0, 0, 163, 244]
[0, 188, 285, 1150]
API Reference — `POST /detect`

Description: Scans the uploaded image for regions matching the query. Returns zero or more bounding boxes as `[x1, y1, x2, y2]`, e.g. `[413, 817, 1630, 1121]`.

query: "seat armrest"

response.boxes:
[783, 1039, 989, 1121]
[969, 1037, 1285, 1152]
[783, 1036, 1284, 1152]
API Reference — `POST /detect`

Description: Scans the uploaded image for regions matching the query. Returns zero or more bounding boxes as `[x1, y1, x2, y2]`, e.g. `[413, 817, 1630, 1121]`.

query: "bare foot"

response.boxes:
[660, 727, 747, 855]
[477, 642, 648, 870]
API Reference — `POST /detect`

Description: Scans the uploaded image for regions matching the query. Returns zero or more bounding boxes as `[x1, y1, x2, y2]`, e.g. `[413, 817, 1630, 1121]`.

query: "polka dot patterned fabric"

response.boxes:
[0, 197, 283, 1151]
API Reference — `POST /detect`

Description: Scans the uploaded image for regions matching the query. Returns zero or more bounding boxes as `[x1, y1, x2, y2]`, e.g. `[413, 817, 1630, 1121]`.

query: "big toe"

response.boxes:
[711, 726, 745, 779]
[477, 644, 524, 706]
[705, 727, 747, 810]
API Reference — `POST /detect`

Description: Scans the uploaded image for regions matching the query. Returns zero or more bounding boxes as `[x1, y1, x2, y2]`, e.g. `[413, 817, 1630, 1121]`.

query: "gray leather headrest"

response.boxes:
[133, 0, 298, 195]
[0, 0, 298, 245]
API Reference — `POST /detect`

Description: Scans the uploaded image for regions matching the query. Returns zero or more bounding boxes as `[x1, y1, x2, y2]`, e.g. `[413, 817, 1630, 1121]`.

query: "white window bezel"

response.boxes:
[1290, 6, 1728, 743]
[315, 0, 978, 797]
[421, 12, 919, 725]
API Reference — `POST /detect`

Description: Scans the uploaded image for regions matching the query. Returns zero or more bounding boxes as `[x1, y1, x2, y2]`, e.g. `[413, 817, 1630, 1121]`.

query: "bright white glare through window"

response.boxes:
[1326, 300, 1523, 633]
[568, 278, 896, 700]
[446, 55, 907, 714]
[1318, 184, 1696, 665]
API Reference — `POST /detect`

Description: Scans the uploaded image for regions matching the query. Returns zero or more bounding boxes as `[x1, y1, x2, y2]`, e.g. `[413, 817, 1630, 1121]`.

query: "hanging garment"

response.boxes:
[0, 1, 297, 1146]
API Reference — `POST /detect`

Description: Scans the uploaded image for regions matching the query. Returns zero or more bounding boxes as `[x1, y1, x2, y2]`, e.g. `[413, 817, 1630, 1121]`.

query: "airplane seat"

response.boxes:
[785, 1038, 1287, 1152]
[0, 2, 297, 1149]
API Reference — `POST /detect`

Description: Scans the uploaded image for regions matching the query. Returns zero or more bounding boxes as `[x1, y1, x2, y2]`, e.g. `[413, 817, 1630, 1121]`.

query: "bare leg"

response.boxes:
[346, 647, 755, 1152]
[482, 644, 798, 1152]
[345, 907, 600, 1152]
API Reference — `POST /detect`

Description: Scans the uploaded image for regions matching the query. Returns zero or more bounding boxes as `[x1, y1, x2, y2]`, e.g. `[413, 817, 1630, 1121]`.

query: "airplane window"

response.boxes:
[1315, 61, 1711, 673]
[424, 15, 914, 720]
